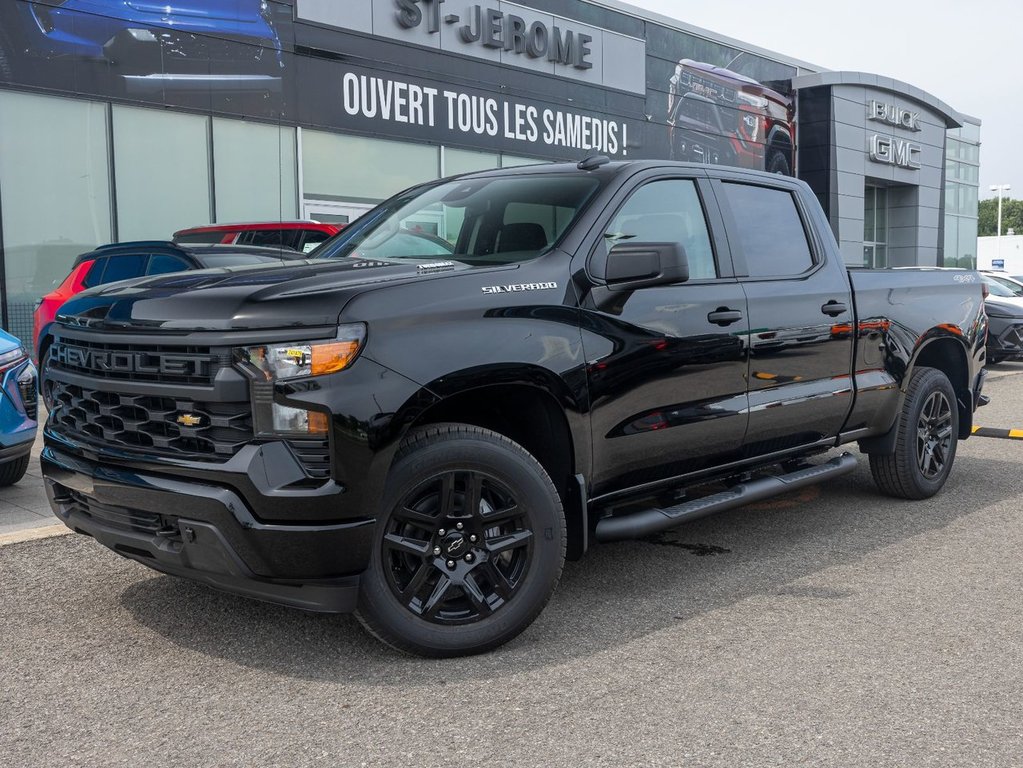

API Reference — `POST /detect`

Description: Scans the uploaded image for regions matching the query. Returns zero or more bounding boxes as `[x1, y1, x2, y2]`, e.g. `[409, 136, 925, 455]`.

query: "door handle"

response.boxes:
[821, 300, 848, 317]
[707, 308, 743, 326]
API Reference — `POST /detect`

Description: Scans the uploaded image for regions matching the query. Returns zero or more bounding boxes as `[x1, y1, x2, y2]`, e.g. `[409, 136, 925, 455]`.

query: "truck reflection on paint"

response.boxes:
[667, 59, 795, 175]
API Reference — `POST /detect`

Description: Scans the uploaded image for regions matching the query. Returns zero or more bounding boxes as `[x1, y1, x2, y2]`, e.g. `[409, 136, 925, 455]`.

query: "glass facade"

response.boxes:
[944, 119, 981, 268]
[0, 90, 113, 344]
[863, 186, 888, 268]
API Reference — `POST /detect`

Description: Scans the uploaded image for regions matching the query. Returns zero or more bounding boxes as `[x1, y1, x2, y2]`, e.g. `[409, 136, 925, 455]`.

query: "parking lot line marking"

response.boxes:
[0, 524, 71, 547]
[971, 426, 1023, 440]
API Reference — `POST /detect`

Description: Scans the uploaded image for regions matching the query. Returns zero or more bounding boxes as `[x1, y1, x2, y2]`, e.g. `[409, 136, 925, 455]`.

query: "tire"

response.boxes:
[869, 366, 958, 500]
[766, 148, 791, 175]
[0, 455, 30, 487]
[356, 424, 566, 657]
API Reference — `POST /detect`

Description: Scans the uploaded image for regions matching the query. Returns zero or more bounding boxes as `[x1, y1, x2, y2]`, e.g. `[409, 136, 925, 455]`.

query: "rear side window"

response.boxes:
[239, 230, 298, 249]
[147, 254, 191, 276]
[99, 254, 147, 284]
[301, 231, 332, 254]
[174, 232, 225, 245]
[81, 257, 108, 288]
[721, 183, 814, 277]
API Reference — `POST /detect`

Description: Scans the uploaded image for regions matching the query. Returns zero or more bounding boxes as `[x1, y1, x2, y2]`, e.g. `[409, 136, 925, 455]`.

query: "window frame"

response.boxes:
[711, 177, 824, 282]
[583, 171, 734, 287]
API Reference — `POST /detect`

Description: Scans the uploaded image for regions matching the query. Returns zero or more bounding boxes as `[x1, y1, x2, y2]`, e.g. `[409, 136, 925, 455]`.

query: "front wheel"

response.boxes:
[356, 424, 566, 657]
[869, 366, 958, 499]
[0, 455, 30, 487]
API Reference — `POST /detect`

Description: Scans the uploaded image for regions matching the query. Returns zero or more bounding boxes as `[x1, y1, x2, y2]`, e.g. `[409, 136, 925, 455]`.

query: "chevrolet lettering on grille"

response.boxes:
[51, 343, 211, 377]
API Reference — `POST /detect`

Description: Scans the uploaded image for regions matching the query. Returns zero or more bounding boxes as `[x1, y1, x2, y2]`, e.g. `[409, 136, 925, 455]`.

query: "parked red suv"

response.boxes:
[33, 241, 304, 357]
[173, 221, 343, 253]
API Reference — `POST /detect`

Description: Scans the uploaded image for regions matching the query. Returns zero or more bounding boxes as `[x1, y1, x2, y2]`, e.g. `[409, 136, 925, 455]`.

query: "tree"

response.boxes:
[979, 197, 1023, 237]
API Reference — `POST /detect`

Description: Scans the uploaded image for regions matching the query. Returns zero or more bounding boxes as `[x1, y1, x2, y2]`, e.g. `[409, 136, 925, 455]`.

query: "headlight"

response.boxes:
[235, 324, 366, 436]
[0, 347, 27, 372]
[985, 308, 1020, 319]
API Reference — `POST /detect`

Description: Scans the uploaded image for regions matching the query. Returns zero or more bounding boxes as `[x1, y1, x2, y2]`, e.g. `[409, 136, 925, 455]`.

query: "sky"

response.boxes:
[620, 0, 1018, 200]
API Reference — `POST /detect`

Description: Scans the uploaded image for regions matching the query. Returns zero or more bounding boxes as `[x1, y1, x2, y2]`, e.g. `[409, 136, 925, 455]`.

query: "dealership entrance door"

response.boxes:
[303, 201, 375, 225]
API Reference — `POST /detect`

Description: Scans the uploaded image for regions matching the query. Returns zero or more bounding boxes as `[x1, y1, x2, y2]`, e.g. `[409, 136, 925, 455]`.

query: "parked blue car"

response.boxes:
[0, 1, 284, 94]
[0, 329, 37, 487]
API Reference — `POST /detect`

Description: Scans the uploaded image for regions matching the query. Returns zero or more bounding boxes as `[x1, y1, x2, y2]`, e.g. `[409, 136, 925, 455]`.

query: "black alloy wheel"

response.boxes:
[383, 469, 534, 624]
[916, 390, 953, 480]
[356, 424, 565, 657]
[869, 366, 959, 499]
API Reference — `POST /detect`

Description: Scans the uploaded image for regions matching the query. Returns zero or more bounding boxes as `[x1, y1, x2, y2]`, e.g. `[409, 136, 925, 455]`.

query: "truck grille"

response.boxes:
[50, 380, 252, 459]
[47, 338, 220, 387]
[998, 324, 1023, 350]
[288, 439, 332, 480]
[62, 488, 166, 535]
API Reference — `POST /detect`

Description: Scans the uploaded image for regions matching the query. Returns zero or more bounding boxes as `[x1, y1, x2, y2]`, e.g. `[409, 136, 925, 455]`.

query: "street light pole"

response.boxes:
[990, 184, 1011, 268]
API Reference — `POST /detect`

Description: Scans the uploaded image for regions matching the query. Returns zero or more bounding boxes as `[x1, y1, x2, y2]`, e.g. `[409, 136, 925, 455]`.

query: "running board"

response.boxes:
[594, 452, 858, 543]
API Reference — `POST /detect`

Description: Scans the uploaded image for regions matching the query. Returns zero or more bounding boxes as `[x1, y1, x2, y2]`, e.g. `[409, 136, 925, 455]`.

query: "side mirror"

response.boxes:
[605, 242, 689, 290]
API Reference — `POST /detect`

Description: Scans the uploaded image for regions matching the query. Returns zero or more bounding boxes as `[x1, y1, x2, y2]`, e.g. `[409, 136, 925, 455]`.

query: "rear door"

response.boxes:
[713, 174, 855, 454]
[578, 171, 751, 497]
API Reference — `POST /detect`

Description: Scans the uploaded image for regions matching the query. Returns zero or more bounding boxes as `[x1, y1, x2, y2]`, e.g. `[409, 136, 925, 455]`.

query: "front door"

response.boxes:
[579, 175, 750, 498]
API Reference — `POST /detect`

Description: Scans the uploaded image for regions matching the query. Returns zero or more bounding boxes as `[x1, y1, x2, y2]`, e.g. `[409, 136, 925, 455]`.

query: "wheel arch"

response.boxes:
[910, 334, 973, 439]
[396, 374, 589, 560]
[860, 331, 973, 455]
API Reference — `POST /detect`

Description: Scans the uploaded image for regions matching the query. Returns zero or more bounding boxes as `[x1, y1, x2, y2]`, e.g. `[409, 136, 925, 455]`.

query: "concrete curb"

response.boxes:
[0, 524, 71, 547]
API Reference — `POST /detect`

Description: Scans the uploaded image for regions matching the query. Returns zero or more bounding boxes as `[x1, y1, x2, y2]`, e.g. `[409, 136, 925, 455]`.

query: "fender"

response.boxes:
[858, 328, 973, 454]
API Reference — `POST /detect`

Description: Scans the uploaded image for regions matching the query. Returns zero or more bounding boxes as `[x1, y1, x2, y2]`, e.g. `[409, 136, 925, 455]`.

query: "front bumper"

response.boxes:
[102, 27, 283, 94]
[42, 445, 372, 613]
[986, 317, 1023, 359]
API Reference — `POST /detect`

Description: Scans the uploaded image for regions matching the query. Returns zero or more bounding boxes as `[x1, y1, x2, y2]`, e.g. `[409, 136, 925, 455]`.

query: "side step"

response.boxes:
[594, 452, 858, 543]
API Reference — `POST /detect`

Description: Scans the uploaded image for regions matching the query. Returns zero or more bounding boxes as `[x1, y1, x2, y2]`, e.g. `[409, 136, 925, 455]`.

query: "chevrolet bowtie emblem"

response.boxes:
[176, 413, 203, 427]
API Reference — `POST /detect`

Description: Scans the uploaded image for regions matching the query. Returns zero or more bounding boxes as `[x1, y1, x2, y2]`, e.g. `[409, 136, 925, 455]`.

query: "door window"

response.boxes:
[603, 180, 717, 280]
[721, 183, 814, 277]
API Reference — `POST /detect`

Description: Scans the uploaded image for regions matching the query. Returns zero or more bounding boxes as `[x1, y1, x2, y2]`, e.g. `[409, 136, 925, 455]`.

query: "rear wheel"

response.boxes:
[869, 366, 958, 499]
[356, 424, 566, 657]
[766, 147, 791, 175]
[0, 455, 30, 487]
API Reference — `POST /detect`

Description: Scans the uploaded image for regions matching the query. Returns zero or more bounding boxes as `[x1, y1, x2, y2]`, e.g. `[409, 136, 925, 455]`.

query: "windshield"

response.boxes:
[197, 253, 289, 268]
[982, 274, 1023, 298]
[313, 175, 602, 266]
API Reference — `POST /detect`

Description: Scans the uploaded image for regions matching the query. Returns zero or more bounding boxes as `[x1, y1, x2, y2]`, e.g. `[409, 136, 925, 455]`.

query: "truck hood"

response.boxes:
[55, 258, 471, 333]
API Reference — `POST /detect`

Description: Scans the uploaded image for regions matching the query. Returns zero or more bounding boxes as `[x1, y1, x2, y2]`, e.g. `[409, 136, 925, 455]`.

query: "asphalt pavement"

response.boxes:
[2, 364, 1023, 767]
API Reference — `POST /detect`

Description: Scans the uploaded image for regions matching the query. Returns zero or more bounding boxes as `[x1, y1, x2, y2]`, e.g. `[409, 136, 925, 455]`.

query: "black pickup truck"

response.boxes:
[40, 159, 988, 657]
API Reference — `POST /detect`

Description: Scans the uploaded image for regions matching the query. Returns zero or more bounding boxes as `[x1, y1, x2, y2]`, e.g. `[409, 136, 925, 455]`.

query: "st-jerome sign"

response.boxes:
[396, 0, 594, 69]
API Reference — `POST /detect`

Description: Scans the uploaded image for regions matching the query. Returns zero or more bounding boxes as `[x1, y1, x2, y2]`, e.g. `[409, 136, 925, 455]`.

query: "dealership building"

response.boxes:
[0, 0, 980, 346]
